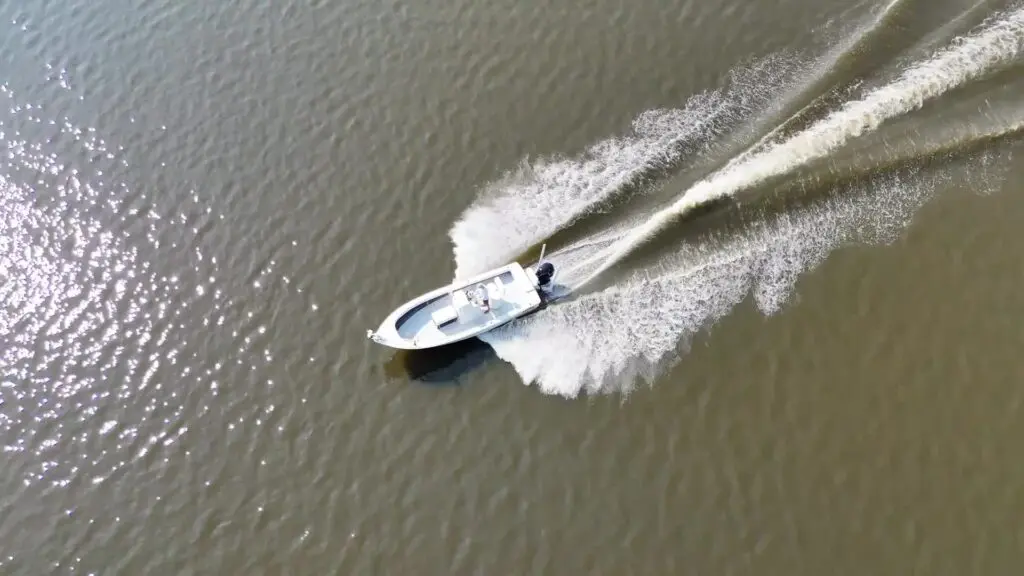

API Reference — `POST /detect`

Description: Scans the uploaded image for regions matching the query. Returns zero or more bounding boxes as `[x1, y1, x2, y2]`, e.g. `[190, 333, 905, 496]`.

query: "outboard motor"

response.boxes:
[535, 262, 555, 286]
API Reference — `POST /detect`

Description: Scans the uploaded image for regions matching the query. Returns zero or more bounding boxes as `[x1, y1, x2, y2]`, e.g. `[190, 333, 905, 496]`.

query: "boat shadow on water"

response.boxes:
[382, 337, 497, 386]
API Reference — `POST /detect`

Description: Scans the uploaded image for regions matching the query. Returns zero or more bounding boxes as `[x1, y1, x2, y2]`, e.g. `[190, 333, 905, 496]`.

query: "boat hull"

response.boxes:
[367, 262, 545, 350]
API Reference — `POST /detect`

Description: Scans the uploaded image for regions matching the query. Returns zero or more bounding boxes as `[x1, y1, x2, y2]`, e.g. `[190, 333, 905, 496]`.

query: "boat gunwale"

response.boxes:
[368, 261, 548, 349]
[389, 263, 536, 330]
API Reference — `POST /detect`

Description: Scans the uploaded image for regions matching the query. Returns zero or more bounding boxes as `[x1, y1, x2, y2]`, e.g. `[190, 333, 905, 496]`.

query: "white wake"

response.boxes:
[450, 4, 1024, 397]
[449, 54, 805, 279]
[574, 6, 1024, 289]
[483, 150, 1011, 397]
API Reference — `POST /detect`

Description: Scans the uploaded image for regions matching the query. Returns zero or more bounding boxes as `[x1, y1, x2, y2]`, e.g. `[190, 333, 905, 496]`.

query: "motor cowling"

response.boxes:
[535, 262, 555, 286]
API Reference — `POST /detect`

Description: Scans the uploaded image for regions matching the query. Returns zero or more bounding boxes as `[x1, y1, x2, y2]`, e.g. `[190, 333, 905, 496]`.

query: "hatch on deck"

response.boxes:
[431, 306, 458, 327]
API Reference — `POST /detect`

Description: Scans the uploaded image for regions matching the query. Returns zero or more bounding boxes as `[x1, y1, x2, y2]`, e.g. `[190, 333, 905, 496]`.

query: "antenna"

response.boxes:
[538, 243, 546, 263]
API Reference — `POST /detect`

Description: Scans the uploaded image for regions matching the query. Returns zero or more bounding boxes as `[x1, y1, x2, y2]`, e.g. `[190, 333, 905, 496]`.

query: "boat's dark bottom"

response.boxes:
[384, 337, 496, 384]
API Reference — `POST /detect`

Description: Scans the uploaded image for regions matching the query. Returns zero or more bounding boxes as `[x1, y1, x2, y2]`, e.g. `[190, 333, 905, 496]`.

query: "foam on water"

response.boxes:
[482, 152, 1011, 397]
[449, 0, 915, 285]
[450, 5, 1024, 397]
[449, 54, 805, 279]
[576, 5, 1024, 288]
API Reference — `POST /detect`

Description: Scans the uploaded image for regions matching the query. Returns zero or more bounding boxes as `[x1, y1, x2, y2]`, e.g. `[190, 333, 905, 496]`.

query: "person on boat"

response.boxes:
[474, 285, 490, 312]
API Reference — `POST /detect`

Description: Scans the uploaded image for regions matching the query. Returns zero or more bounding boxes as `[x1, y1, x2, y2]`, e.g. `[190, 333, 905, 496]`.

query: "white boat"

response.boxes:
[366, 249, 558, 350]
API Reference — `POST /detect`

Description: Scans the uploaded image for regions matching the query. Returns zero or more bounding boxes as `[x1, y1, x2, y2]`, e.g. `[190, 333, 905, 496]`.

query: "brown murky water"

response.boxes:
[2, 0, 1024, 573]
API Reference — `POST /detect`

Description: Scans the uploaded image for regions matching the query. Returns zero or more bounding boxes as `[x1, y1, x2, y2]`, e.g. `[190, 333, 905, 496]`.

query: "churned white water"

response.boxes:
[450, 5, 1024, 397]
[449, 54, 806, 280]
[576, 6, 1024, 288]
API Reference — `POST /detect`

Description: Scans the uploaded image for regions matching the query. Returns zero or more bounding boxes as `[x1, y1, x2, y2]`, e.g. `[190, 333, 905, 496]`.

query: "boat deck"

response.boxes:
[393, 270, 538, 348]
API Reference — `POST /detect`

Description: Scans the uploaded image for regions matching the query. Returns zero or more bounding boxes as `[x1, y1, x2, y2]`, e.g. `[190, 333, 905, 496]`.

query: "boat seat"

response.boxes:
[431, 305, 458, 328]
[488, 277, 505, 301]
